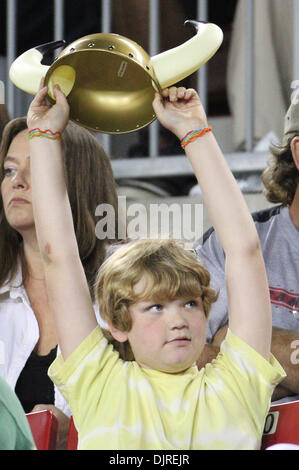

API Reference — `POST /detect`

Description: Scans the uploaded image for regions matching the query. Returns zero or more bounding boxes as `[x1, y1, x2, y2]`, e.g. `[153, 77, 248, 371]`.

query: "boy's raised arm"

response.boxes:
[153, 87, 272, 360]
[27, 84, 97, 360]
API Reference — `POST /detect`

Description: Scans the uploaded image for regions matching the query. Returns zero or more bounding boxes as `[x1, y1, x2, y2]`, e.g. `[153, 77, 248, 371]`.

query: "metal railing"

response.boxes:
[4, 0, 299, 180]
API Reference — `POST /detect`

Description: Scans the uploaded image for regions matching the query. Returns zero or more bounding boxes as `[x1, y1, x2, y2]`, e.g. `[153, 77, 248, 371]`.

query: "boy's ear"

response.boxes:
[290, 137, 299, 170]
[107, 321, 129, 343]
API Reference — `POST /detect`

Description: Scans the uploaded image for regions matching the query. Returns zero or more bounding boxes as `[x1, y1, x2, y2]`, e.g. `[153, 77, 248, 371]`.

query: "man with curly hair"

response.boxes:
[195, 93, 299, 404]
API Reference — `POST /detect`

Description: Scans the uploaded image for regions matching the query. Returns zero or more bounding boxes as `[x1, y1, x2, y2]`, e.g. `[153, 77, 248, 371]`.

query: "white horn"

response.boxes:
[150, 21, 223, 89]
[9, 40, 66, 95]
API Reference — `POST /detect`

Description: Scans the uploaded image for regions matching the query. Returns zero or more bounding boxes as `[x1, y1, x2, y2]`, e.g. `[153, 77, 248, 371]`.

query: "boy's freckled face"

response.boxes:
[126, 276, 207, 373]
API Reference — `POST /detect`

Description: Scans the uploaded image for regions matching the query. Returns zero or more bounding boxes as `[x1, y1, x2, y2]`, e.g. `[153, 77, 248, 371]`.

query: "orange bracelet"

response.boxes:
[180, 126, 212, 148]
[27, 128, 62, 140]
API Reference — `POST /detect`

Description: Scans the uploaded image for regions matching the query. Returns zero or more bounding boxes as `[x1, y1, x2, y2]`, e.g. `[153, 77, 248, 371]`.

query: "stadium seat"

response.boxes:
[26, 410, 58, 450]
[261, 400, 299, 449]
[67, 416, 78, 450]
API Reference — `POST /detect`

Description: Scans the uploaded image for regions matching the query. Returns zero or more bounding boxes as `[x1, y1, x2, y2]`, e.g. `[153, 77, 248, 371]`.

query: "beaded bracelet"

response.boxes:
[180, 126, 212, 149]
[27, 128, 62, 140]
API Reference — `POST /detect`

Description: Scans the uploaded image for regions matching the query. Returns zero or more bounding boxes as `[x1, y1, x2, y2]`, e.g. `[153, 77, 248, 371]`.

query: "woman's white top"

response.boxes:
[0, 262, 105, 416]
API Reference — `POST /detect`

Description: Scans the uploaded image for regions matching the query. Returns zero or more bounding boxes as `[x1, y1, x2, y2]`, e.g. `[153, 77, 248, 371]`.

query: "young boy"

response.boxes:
[27, 85, 285, 449]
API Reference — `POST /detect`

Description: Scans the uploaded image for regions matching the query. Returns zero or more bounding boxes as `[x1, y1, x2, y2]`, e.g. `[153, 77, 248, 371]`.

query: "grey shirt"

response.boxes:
[196, 205, 299, 343]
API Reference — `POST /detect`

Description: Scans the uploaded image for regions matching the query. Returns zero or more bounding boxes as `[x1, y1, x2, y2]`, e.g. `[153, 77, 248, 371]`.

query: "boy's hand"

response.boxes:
[152, 87, 208, 140]
[27, 78, 69, 133]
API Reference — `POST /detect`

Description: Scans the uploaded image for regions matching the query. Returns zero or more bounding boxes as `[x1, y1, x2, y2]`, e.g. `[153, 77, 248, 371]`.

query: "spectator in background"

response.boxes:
[196, 91, 299, 404]
[0, 375, 35, 450]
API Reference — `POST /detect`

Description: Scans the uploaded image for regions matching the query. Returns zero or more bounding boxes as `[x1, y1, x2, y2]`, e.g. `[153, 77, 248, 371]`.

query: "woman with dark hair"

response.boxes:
[0, 117, 120, 448]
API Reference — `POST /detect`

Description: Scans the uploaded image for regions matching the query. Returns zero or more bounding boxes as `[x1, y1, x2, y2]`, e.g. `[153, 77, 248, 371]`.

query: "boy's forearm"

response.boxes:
[183, 132, 260, 256]
[153, 90, 259, 256]
[27, 88, 98, 360]
[29, 138, 78, 262]
[154, 89, 272, 359]
[30, 137, 97, 359]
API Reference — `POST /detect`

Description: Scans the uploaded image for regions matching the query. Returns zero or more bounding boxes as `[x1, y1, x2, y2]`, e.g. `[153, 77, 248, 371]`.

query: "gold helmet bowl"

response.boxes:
[44, 34, 160, 134]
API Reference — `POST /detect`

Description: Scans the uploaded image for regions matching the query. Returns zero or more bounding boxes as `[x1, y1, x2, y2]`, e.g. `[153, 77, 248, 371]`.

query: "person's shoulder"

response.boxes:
[202, 330, 285, 400]
[202, 225, 217, 245]
[251, 204, 283, 224]
[194, 225, 220, 251]
[251, 205, 287, 244]
[198, 204, 284, 248]
[218, 329, 286, 383]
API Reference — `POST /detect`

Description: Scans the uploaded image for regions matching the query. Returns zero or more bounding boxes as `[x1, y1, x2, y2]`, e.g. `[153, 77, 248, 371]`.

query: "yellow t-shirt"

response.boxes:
[48, 326, 285, 450]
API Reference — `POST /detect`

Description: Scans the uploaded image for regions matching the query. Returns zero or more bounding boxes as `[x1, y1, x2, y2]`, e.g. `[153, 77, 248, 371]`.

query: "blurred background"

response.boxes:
[1, 0, 298, 240]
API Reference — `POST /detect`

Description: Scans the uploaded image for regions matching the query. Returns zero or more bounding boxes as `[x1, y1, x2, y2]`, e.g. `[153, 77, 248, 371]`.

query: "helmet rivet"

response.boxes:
[129, 53, 134, 58]
[108, 45, 115, 50]
[88, 42, 95, 48]
[70, 48, 76, 52]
